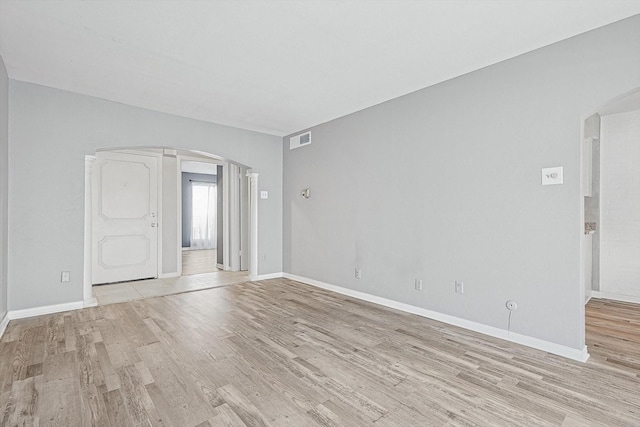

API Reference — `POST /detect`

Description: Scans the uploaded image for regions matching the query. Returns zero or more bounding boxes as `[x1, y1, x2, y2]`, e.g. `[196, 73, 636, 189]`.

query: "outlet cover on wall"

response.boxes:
[61, 271, 70, 282]
[541, 166, 563, 185]
[355, 269, 362, 279]
[455, 281, 464, 294]
[414, 279, 423, 291]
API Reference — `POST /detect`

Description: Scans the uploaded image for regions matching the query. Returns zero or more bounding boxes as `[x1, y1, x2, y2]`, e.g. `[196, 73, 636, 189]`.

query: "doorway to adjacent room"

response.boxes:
[85, 147, 257, 305]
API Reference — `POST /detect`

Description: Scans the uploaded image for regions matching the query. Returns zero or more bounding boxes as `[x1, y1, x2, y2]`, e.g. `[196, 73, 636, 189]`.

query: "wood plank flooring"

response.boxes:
[585, 298, 640, 375]
[182, 249, 218, 276]
[1, 279, 639, 426]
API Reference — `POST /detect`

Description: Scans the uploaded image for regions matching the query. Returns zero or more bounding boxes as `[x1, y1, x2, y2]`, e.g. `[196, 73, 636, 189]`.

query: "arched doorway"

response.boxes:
[581, 88, 640, 370]
[83, 147, 259, 305]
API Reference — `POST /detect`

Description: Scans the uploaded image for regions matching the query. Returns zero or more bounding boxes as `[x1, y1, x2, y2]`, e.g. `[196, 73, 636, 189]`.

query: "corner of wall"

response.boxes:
[0, 52, 10, 322]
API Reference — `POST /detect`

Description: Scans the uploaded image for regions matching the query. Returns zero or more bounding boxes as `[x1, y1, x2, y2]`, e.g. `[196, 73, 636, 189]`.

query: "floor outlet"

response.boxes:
[415, 279, 423, 291]
[355, 269, 362, 279]
[455, 281, 463, 294]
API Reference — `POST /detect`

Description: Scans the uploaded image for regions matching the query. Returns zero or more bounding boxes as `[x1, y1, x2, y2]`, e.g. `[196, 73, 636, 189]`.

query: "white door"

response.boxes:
[92, 151, 158, 284]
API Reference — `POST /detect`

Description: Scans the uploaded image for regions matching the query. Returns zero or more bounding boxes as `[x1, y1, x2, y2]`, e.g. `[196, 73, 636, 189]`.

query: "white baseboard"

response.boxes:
[8, 301, 86, 320]
[0, 312, 9, 339]
[249, 272, 284, 281]
[283, 273, 589, 363]
[158, 272, 180, 279]
[84, 297, 98, 308]
[591, 290, 640, 304]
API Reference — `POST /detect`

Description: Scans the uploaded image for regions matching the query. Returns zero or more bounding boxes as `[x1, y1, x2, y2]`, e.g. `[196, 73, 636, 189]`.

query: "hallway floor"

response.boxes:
[182, 248, 218, 275]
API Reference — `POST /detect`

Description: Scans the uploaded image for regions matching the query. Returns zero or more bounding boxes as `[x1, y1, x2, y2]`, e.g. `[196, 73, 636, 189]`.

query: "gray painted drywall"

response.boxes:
[8, 82, 282, 310]
[0, 54, 8, 320]
[283, 15, 640, 351]
[584, 114, 601, 291]
[162, 155, 178, 275]
[181, 172, 217, 248]
[216, 165, 224, 265]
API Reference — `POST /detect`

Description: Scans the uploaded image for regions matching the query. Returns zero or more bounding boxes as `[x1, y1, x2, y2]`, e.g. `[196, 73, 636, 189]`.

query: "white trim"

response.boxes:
[249, 272, 282, 281]
[83, 155, 96, 305]
[176, 155, 224, 277]
[177, 154, 226, 166]
[8, 301, 85, 320]
[222, 164, 230, 270]
[578, 115, 587, 349]
[84, 297, 98, 308]
[228, 164, 241, 272]
[283, 273, 590, 363]
[0, 312, 9, 339]
[156, 151, 164, 280]
[159, 272, 180, 279]
[176, 157, 183, 277]
[247, 172, 259, 278]
[591, 290, 640, 304]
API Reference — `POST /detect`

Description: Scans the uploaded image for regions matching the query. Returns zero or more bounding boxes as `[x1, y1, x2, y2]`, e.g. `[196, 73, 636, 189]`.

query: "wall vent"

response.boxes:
[290, 131, 311, 150]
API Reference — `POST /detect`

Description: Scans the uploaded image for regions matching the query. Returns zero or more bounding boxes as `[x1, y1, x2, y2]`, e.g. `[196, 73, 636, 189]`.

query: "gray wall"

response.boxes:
[182, 172, 217, 248]
[283, 15, 640, 351]
[8, 82, 282, 310]
[0, 54, 8, 320]
[161, 155, 178, 275]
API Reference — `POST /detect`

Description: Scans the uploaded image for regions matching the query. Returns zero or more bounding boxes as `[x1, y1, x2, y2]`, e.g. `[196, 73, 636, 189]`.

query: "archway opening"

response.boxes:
[83, 147, 259, 305]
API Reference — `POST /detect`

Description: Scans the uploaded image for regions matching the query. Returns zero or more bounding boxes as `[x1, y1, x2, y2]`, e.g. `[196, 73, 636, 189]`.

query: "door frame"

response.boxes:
[83, 147, 259, 306]
[176, 155, 226, 276]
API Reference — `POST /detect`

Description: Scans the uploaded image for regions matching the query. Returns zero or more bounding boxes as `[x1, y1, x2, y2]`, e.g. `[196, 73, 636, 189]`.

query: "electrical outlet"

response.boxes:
[455, 281, 464, 294]
[355, 269, 362, 279]
[261, 254, 267, 261]
[61, 271, 70, 283]
[414, 279, 423, 291]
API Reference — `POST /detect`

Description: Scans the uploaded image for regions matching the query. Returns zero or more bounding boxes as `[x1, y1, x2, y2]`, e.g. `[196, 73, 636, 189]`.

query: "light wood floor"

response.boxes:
[182, 249, 219, 276]
[585, 298, 640, 375]
[1, 279, 639, 426]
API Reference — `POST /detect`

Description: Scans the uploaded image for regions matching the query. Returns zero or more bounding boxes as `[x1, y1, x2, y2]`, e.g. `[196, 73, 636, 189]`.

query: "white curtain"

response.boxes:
[190, 182, 217, 249]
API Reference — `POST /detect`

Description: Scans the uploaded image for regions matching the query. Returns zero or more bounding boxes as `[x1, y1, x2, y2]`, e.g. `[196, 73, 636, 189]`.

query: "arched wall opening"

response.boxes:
[83, 146, 259, 306]
[581, 87, 640, 306]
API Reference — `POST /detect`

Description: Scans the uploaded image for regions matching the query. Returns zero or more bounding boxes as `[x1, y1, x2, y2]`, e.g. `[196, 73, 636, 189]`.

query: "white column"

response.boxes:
[247, 172, 259, 279]
[83, 155, 97, 307]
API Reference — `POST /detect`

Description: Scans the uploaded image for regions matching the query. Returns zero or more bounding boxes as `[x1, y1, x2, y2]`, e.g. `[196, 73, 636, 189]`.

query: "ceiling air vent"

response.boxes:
[290, 131, 311, 150]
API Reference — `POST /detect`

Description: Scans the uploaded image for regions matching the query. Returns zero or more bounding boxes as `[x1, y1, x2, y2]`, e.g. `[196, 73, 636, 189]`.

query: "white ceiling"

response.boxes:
[1, 1, 639, 136]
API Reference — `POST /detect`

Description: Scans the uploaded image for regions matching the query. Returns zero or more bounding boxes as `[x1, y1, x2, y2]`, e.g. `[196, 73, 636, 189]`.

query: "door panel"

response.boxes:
[92, 151, 158, 284]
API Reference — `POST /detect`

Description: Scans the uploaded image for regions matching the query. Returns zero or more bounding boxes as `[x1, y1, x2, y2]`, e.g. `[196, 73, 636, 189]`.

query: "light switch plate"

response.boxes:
[260, 191, 268, 199]
[541, 167, 563, 186]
